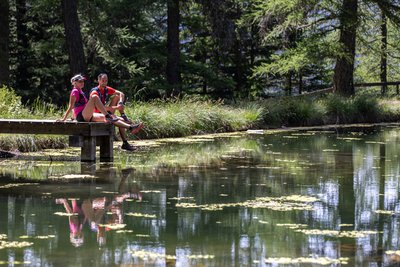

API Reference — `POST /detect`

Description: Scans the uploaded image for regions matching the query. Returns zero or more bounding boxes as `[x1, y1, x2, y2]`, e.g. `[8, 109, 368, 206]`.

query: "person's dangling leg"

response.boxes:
[120, 127, 136, 151]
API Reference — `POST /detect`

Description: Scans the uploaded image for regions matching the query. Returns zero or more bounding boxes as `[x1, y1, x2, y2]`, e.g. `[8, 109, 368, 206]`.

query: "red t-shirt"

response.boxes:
[90, 86, 117, 113]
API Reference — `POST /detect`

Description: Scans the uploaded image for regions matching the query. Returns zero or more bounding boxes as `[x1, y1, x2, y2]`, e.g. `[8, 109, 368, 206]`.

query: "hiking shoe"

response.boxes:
[120, 113, 132, 123]
[121, 142, 137, 151]
[105, 114, 119, 123]
[129, 122, 144, 135]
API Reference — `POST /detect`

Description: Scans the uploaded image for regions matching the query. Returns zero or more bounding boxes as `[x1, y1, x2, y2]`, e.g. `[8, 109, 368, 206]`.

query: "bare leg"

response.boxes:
[119, 126, 128, 141]
[91, 113, 107, 122]
[109, 95, 127, 116]
[90, 113, 133, 130]
[82, 95, 110, 121]
[109, 95, 119, 114]
[113, 119, 132, 129]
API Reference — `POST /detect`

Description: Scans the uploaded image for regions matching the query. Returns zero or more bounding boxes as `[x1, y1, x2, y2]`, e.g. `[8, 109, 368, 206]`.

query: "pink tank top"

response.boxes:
[71, 88, 87, 118]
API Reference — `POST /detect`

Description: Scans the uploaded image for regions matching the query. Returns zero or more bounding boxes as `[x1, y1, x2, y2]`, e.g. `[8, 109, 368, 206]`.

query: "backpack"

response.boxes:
[74, 89, 87, 108]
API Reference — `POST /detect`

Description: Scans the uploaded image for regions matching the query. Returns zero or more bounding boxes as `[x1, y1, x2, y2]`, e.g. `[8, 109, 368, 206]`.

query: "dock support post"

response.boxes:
[98, 135, 114, 162]
[81, 136, 96, 162]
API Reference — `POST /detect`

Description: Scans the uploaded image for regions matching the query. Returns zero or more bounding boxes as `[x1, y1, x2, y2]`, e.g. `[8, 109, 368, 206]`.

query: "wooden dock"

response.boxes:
[0, 119, 114, 162]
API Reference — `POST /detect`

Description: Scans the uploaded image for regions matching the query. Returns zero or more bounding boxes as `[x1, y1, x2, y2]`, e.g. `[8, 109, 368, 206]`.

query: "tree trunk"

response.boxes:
[284, 72, 292, 96]
[0, 0, 9, 86]
[234, 36, 245, 97]
[61, 0, 86, 75]
[333, 0, 358, 96]
[298, 72, 303, 95]
[380, 12, 387, 95]
[15, 0, 30, 93]
[283, 29, 296, 95]
[166, 0, 181, 97]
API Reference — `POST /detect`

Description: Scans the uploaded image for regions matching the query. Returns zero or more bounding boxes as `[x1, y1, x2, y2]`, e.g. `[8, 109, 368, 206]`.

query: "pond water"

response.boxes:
[1, 125, 400, 266]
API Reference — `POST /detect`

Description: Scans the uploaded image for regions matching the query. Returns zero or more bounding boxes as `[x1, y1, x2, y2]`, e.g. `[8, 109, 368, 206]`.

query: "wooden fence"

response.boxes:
[301, 81, 400, 96]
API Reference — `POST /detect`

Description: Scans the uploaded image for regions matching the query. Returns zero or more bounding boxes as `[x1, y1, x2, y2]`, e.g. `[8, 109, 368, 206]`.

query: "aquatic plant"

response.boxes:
[263, 256, 349, 265]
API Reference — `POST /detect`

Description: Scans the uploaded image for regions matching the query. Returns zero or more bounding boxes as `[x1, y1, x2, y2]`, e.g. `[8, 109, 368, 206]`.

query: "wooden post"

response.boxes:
[81, 136, 96, 162]
[98, 135, 114, 162]
[80, 162, 96, 175]
[397, 84, 399, 95]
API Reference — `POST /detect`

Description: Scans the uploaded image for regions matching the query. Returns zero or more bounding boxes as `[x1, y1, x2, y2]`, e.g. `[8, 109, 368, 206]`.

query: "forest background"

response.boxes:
[1, 0, 400, 106]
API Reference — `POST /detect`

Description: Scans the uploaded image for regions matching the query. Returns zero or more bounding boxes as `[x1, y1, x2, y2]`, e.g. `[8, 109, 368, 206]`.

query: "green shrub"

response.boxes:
[0, 86, 30, 118]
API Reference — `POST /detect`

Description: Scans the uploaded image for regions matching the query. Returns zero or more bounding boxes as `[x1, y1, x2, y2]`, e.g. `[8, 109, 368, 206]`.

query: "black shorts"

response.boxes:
[76, 111, 93, 122]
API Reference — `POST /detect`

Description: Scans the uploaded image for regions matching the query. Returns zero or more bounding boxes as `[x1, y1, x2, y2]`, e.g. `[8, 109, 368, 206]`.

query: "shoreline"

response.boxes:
[1, 121, 399, 161]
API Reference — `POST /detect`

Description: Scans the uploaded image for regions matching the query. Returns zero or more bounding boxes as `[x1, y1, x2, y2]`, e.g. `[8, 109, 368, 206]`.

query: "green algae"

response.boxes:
[264, 256, 349, 265]
[125, 212, 156, 218]
[176, 194, 319, 212]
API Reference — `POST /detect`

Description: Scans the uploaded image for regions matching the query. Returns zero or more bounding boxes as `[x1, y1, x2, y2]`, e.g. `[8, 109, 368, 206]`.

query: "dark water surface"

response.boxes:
[1, 126, 400, 266]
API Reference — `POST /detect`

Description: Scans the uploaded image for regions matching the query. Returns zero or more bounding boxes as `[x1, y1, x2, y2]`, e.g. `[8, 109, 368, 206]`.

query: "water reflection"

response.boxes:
[1, 126, 400, 265]
[54, 168, 141, 248]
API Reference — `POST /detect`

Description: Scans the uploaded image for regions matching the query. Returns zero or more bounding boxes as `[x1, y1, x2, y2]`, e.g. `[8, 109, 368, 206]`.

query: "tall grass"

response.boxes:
[261, 94, 385, 127]
[30, 98, 61, 118]
[261, 97, 326, 127]
[125, 98, 263, 139]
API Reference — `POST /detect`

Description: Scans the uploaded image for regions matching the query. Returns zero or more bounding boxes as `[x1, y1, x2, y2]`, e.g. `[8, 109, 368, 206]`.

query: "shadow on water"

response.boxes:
[1, 126, 400, 266]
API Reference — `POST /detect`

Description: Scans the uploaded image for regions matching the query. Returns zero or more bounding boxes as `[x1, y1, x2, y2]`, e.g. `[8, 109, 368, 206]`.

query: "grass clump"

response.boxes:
[0, 135, 67, 152]
[261, 94, 385, 127]
[262, 97, 326, 127]
[324, 94, 381, 124]
[125, 98, 263, 139]
[378, 99, 400, 121]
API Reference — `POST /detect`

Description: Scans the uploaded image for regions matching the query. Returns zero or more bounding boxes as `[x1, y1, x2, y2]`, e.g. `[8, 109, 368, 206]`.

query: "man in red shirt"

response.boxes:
[90, 73, 143, 151]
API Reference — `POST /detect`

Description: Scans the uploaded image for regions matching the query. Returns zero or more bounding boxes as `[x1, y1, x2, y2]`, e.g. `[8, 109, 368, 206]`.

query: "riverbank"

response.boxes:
[2, 122, 399, 164]
[1, 85, 400, 152]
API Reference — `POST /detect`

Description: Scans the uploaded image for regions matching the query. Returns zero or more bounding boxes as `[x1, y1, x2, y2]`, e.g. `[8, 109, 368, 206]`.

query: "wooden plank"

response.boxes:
[0, 120, 113, 136]
[355, 82, 400, 87]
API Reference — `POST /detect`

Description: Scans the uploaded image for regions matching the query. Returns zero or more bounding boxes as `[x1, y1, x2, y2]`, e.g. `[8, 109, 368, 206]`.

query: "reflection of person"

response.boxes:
[81, 168, 142, 246]
[56, 168, 142, 247]
[56, 198, 86, 247]
[90, 73, 144, 151]
[82, 197, 108, 246]
[107, 168, 142, 225]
